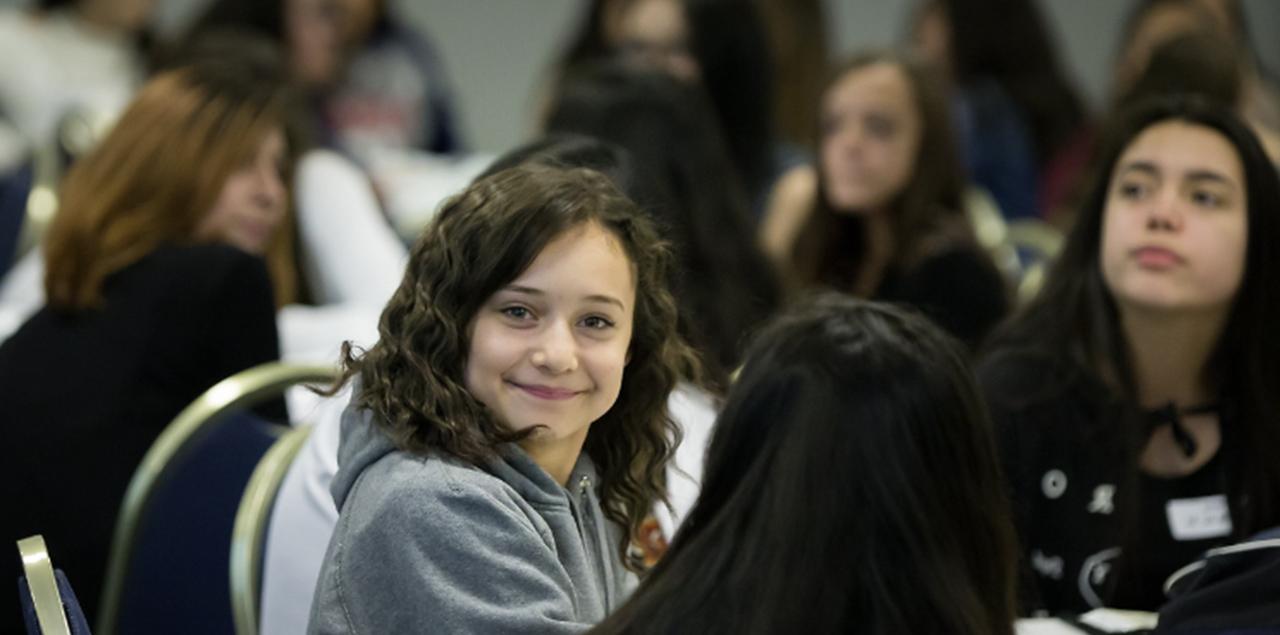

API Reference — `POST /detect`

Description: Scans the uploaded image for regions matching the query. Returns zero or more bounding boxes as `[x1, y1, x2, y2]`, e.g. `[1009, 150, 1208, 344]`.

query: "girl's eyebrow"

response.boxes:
[502, 285, 627, 311]
[1184, 169, 1238, 190]
[1118, 161, 1238, 190]
[1116, 161, 1158, 177]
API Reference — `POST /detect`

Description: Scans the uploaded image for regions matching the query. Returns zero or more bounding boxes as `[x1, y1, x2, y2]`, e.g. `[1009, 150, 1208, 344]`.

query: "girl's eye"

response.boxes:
[1115, 180, 1148, 200]
[864, 115, 896, 139]
[501, 306, 533, 320]
[819, 114, 842, 138]
[581, 315, 615, 330]
[1190, 189, 1224, 208]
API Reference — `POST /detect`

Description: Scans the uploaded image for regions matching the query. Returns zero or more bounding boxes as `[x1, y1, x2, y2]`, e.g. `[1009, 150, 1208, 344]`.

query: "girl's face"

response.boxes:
[285, 0, 348, 86]
[1100, 120, 1247, 314]
[196, 128, 288, 255]
[911, 3, 951, 78]
[819, 62, 922, 215]
[465, 222, 637, 459]
[608, 0, 700, 82]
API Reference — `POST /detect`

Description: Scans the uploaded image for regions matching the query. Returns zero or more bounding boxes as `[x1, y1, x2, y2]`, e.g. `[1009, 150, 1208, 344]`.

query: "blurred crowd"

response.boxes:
[1, 0, 1279, 633]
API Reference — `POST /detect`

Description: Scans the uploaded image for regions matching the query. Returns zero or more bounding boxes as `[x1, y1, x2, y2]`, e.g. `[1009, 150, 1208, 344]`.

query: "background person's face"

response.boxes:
[819, 62, 922, 214]
[286, 0, 349, 86]
[197, 128, 288, 255]
[608, 0, 700, 82]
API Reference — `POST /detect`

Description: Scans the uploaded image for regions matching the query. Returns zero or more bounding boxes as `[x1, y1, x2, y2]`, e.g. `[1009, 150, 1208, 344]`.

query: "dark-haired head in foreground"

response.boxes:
[594, 294, 1017, 635]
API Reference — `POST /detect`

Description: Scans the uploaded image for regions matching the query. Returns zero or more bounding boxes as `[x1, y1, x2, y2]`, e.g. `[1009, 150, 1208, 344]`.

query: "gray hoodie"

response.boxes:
[307, 405, 636, 634]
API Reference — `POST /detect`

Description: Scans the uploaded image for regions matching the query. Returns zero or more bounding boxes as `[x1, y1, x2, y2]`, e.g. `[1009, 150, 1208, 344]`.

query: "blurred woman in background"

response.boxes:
[557, 0, 780, 215]
[0, 0, 156, 162]
[762, 50, 1006, 349]
[910, 0, 1090, 221]
[1112, 0, 1280, 162]
[0, 58, 297, 628]
[188, 0, 463, 161]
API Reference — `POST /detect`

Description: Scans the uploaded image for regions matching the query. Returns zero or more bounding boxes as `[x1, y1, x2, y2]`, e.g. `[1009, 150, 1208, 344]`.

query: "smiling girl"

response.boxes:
[308, 164, 696, 633]
[979, 96, 1280, 613]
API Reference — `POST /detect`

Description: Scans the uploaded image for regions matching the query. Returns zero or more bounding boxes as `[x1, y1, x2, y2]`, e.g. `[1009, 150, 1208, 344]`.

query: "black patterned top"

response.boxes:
[977, 349, 1233, 614]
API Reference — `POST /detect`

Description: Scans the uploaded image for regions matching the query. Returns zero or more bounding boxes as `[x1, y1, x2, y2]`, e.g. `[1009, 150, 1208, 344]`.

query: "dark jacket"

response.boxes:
[0, 243, 281, 633]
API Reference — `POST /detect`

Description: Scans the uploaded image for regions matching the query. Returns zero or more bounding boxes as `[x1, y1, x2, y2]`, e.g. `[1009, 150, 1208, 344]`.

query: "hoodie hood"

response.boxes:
[330, 398, 602, 513]
[313, 395, 636, 633]
[329, 402, 396, 512]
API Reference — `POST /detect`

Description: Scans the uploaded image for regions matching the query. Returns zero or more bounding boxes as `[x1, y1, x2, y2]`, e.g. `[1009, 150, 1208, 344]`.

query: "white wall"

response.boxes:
[3, 0, 1276, 152]
[394, 0, 584, 153]
[400, 0, 1278, 152]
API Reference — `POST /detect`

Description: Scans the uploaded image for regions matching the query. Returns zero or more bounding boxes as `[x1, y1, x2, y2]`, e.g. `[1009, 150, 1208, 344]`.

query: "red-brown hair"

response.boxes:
[44, 62, 298, 309]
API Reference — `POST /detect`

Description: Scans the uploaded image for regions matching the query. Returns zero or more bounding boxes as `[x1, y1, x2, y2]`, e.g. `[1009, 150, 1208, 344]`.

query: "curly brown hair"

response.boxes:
[334, 163, 699, 571]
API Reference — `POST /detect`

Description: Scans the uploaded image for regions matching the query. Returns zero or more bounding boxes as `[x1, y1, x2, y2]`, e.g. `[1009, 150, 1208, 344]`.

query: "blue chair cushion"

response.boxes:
[18, 568, 92, 635]
[114, 411, 280, 635]
[0, 162, 32, 278]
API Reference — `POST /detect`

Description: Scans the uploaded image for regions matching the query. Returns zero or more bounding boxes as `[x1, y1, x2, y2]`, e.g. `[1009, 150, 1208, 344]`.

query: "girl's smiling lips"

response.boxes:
[1132, 245, 1185, 269]
[507, 381, 582, 400]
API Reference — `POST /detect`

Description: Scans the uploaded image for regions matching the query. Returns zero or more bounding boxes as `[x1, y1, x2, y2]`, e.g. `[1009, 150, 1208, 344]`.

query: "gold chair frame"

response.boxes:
[96, 362, 338, 635]
[17, 535, 70, 635]
[230, 424, 314, 635]
[1005, 219, 1066, 305]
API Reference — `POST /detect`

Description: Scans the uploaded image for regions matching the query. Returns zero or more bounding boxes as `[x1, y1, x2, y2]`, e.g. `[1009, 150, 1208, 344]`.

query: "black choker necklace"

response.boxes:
[1145, 402, 1218, 458]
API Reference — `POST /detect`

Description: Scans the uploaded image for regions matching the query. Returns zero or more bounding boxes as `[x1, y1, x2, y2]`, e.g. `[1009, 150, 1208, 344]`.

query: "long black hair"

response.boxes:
[593, 294, 1018, 634]
[546, 62, 783, 389]
[477, 133, 636, 193]
[988, 95, 1280, 536]
[682, 0, 776, 206]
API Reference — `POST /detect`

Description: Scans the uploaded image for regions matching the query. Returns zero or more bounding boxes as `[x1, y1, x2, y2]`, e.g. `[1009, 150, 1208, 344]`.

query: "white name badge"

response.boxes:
[1166, 495, 1233, 541]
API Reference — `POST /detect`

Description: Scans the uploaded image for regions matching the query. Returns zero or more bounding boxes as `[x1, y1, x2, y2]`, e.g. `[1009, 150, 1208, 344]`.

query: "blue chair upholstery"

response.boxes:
[111, 411, 282, 635]
[18, 570, 92, 635]
[95, 362, 338, 635]
[0, 162, 32, 277]
[230, 424, 313, 635]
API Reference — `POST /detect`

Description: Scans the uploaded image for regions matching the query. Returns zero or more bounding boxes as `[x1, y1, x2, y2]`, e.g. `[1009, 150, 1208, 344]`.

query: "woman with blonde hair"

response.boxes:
[0, 56, 297, 629]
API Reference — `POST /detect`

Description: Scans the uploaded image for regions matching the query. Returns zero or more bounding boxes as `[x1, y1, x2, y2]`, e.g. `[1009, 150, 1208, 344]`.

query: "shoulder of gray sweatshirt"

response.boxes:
[307, 404, 637, 634]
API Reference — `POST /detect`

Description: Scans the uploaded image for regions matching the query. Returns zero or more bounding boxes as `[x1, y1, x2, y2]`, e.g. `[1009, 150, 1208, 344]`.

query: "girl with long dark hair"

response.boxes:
[308, 164, 699, 632]
[979, 96, 1280, 612]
